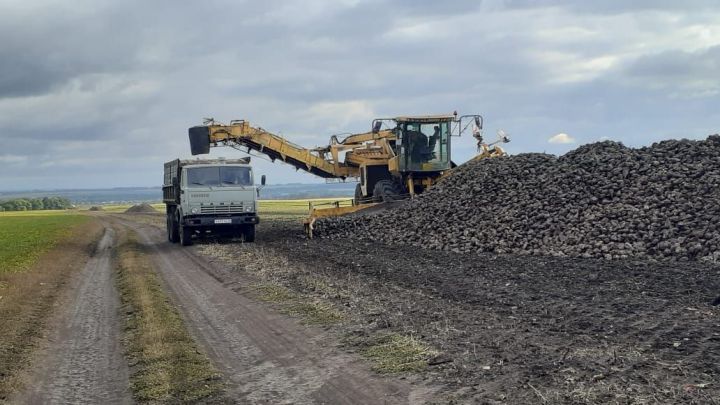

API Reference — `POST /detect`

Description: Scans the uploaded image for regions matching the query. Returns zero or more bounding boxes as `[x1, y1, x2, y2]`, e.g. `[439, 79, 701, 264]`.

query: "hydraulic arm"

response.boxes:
[189, 119, 395, 180]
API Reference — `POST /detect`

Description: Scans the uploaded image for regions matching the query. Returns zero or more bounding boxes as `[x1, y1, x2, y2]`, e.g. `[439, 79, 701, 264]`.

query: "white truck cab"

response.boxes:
[163, 158, 265, 245]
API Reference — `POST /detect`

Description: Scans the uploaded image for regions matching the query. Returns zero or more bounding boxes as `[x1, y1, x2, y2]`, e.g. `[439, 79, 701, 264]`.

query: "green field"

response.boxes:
[259, 198, 353, 217]
[92, 198, 354, 218]
[0, 212, 89, 273]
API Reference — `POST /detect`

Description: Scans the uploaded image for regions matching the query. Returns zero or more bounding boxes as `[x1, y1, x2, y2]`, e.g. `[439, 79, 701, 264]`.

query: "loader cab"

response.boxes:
[396, 116, 452, 173]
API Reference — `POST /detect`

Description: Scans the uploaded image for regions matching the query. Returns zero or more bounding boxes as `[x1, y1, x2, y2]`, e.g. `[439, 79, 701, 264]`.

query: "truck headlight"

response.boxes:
[191, 207, 199, 214]
[245, 205, 253, 212]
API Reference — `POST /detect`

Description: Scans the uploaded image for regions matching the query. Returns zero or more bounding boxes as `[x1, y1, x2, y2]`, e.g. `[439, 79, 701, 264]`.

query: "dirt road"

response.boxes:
[115, 217, 429, 404]
[15, 227, 132, 404]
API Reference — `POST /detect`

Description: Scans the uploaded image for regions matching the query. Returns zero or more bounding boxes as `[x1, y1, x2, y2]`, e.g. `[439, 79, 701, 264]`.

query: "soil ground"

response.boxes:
[0, 218, 102, 400]
[198, 218, 720, 404]
[12, 227, 132, 404]
[111, 215, 431, 404]
[7, 210, 717, 404]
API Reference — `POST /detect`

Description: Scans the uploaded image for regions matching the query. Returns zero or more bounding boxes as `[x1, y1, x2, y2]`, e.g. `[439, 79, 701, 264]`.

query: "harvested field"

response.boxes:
[124, 203, 158, 213]
[199, 219, 720, 404]
[316, 135, 720, 262]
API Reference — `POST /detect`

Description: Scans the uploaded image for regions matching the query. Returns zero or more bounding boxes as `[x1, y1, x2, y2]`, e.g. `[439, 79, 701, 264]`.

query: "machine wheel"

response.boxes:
[168, 213, 180, 243]
[179, 224, 193, 246]
[373, 180, 403, 203]
[243, 225, 256, 243]
[354, 184, 364, 205]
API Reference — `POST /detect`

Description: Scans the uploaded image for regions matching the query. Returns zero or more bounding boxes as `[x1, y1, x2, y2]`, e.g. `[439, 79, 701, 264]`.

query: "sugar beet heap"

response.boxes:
[314, 135, 720, 261]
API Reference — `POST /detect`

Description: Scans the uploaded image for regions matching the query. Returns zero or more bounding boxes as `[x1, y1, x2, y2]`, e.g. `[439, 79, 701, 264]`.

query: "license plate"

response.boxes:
[214, 219, 232, 224]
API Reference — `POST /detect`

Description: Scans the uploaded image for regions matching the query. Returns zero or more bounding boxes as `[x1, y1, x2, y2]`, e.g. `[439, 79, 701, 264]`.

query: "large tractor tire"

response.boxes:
[373, 180, 403, 203]
[243, 225, 256, 243]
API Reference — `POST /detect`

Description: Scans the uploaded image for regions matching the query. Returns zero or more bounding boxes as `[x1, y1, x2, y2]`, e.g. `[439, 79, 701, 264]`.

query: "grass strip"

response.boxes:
[250, 282, 344, 325]
[362, 334, 438, 373]
[116, 232, 225, 403]
[281, 301, 345, 325]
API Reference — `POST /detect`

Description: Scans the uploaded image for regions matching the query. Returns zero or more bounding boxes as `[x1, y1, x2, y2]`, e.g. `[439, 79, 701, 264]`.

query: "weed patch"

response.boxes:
[362, 334, 438, 373]
[116, 232, 225, 403]
[282, 301, 344, 325]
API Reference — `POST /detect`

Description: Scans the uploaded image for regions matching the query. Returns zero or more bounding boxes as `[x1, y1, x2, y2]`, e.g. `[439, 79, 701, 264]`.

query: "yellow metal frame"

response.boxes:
[303, 200, 379, 238]
[207, 121, 399, 180]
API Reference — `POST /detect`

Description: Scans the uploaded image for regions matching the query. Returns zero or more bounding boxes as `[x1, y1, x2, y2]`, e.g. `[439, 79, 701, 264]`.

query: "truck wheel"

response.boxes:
[180, 225, 193, 246]
[243, 225, 256, 243]
[373, 180, 403, 203]
[168, 213, 180, 243]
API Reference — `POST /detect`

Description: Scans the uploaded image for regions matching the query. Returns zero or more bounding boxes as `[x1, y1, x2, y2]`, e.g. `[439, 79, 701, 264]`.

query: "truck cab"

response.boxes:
[394, 116, 452, 173]
[163, 158, 265, 245]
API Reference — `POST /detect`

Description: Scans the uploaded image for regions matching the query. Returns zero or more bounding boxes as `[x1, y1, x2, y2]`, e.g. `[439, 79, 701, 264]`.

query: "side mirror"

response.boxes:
[474, 116, 482, 129]
[372, 120, 382, 134]
[261, 175, 266, 186]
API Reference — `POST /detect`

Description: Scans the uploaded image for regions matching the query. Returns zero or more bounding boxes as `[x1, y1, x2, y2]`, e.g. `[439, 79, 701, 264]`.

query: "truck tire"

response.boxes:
[179, 224, 193, 246]
[243, 225, 256, 243]
[168, 213, 180, 243]
[373, 180, 403, 203]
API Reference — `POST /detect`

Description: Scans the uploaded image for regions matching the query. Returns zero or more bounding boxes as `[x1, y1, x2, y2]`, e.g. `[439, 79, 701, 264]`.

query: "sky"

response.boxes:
[1, 0, 719, 190]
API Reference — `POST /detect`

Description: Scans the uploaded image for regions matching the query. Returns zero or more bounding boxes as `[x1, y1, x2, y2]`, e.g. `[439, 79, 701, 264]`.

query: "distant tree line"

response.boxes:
[0, 197, 73, 212]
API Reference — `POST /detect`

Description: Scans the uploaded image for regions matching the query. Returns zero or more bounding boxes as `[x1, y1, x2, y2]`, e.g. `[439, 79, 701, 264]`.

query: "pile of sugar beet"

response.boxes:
[314, 135, 720, 262]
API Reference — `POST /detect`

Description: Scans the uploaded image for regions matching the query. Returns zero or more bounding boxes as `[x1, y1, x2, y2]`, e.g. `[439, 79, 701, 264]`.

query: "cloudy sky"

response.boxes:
[1, 0, 719, 190]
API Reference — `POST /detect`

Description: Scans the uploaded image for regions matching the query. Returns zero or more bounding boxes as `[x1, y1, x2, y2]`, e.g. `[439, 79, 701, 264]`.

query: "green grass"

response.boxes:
[116, 232, 225, 403]
[0, 213, 89, 273]
[281, 301, 345, 325]
[251, 283, 344, 325]
[259, 198, 353, 218]
[0, 209, 81, 217]
[362, 334, 438, 373]
[252, 283, 297, 302]
[81, 198, 353, 219]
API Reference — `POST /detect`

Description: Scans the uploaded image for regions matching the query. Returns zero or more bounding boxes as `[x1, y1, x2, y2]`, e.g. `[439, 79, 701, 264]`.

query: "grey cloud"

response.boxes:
[503, 0, 720, 14]
[0, 0, 719, 190]
[624, 45, 720, 88]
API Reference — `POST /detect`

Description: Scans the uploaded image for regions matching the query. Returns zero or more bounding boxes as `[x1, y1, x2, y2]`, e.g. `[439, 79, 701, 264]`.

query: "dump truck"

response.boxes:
[163, 158, 265, 245]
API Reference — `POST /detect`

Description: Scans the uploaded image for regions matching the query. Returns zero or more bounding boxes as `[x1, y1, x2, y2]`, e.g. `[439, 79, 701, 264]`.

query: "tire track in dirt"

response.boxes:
[14, 227, 132, 405]
[116, 217, 432, 404]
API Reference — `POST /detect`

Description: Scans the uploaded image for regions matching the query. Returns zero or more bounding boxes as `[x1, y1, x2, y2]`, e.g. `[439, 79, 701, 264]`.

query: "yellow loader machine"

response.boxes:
[188, 112, 508, 206]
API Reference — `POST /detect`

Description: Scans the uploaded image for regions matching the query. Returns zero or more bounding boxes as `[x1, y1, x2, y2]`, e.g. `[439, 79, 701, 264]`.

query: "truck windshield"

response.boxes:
[186, 166, 252, 187]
